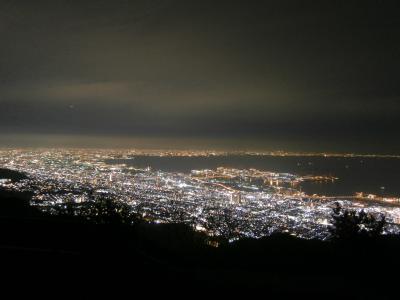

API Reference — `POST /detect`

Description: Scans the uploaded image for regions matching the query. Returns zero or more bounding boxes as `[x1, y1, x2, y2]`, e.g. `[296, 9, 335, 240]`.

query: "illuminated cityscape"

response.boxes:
[1, 148, 399, 240]
[1, 0, 400, 293]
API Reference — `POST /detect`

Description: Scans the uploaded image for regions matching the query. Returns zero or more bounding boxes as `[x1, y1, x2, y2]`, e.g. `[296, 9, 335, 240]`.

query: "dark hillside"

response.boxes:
[0, 168, 28, 182]
[0, 173, 399, 295]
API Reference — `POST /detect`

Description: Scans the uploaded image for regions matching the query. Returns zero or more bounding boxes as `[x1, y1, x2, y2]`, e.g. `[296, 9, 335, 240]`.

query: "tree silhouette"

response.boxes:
[205, 209, 241, 242]
[329, 202, 386, 240]
[53, 195, 139, 226]
[83, 197, 137, 225]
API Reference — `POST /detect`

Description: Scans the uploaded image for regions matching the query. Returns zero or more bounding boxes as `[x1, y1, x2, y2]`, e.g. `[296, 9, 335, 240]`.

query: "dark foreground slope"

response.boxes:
[0, 174, 399, 295]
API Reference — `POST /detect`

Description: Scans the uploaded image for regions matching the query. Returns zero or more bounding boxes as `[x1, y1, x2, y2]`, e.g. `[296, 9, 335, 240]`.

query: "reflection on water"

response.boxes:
[106, 155, 400, 198]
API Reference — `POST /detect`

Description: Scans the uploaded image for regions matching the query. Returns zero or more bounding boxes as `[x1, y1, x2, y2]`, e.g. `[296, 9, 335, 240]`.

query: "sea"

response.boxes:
[106, 155, 400, 198]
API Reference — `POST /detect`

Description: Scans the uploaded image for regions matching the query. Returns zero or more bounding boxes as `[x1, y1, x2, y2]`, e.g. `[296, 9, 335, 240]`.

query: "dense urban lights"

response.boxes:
[1, 149, 399, 240]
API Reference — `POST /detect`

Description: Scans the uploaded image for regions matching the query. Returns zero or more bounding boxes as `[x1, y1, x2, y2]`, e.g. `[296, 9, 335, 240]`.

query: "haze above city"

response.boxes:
[1, 0, 399, 153]
[2, 3, 400, 293]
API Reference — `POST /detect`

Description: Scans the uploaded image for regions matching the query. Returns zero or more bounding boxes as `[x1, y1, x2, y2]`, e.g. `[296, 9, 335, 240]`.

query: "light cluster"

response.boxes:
[1, 148, 399, 240]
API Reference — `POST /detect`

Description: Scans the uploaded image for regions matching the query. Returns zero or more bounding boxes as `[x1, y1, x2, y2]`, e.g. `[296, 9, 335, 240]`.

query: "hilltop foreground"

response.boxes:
[0, 169, 399, 296]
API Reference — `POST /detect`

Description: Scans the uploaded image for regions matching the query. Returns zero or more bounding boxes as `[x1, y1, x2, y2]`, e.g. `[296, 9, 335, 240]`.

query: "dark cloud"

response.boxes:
[0, 0, 399, 152]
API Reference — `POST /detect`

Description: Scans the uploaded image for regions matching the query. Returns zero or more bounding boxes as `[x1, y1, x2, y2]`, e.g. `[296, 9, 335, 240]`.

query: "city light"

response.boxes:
[1, 149, 399, 240]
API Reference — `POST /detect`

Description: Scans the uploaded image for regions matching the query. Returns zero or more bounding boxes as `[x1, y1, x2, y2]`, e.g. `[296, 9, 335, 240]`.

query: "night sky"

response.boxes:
[1, 0, 399, 152]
